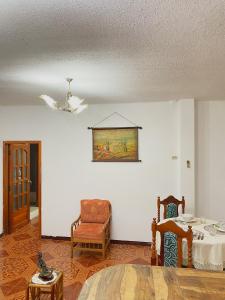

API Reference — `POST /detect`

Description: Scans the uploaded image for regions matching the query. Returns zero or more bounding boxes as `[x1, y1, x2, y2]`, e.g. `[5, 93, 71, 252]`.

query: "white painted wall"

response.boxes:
[196, 101, 225, 220]
[177, 99, 195, 214]
[2, 99, 225, 239]
[0, 102, 179, 241]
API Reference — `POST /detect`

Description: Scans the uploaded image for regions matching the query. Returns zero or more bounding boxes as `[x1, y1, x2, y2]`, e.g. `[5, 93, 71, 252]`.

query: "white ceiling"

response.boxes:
[0, 0, 225, 105]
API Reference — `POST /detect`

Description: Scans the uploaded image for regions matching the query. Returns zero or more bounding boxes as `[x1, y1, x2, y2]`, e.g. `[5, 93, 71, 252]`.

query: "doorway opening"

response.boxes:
[30, 144, 38, 220]
[3, 141, 41, 236]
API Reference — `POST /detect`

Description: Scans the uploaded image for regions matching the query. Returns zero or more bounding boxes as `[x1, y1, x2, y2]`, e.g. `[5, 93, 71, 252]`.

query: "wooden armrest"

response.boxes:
[71, 215, 81, 238]
[72, 215, 81, 226]
[102, 214, 111, 231]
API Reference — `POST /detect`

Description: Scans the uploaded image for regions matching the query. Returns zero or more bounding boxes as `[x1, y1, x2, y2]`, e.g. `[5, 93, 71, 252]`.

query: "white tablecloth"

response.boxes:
[157, 218, 225, 271]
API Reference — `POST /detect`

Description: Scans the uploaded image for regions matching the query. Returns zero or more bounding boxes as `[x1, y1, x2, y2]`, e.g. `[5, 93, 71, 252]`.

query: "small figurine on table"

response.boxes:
[37, 252, 53, 281]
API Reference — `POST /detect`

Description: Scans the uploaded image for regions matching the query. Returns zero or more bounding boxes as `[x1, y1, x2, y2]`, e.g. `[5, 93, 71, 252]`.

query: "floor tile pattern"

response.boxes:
[0, 220, 151, 299]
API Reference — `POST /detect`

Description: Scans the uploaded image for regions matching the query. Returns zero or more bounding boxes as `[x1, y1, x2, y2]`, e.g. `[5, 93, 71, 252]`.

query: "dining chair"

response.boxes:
[71, 199, 111, 258]
[151, 218, 193, 268]
[157, 195, 185, 223]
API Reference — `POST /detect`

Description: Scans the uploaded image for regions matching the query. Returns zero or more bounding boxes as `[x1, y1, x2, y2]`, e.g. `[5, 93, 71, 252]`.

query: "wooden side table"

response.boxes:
[27, 271, 63, 300]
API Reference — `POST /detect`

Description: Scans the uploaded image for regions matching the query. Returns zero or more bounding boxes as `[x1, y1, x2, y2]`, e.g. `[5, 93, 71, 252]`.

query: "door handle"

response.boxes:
[28, 179, 32, 184]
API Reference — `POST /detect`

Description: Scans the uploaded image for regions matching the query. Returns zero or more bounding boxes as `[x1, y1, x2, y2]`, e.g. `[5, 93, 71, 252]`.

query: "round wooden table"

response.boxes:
[78, 264, 225, 300]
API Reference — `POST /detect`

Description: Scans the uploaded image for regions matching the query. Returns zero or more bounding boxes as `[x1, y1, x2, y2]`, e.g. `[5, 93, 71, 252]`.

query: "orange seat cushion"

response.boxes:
[80, 199, 110, 224]
[73, 223, 105, 240]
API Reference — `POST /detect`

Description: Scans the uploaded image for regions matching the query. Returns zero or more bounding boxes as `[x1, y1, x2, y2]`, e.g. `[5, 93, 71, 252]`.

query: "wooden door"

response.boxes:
[9, 143, 30, 231]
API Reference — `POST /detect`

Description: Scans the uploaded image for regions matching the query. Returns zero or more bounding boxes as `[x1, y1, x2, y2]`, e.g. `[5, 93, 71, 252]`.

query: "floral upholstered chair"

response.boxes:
[71, 199, 111, 258]
[157, 195, 185, 223]
[151, 218, 193, 268]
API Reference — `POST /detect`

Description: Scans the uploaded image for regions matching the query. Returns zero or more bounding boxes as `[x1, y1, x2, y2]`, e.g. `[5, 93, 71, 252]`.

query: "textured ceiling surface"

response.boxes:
[0, 0, 225, 105]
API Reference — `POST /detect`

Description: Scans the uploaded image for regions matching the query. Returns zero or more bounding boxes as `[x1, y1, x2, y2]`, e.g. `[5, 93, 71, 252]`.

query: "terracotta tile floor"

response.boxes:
[0, 220, 151, 299]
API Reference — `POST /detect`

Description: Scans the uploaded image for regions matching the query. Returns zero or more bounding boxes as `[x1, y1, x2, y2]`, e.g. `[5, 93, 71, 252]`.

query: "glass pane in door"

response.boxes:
[18, 182, 22, 194]
[13, 184, 17, 196]
[24, 167, 27, 179]
[23, 150, 27, 165]
[13, 168, 17, 182]
[24, 181, 27, 192]
[24, 194, 27, 207]
[18, 149, 22, 165]
[13, 197, 18, 211]
[13, 150, 17, 165]
[18, 167, 22, 180]
[18, 195, 22, 209]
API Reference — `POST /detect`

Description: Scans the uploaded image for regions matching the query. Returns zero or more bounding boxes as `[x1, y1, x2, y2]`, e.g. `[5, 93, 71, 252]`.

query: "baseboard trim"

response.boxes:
[0, 232, 4, 238]
[41, 235, 70, 241]
[111, 240, 150, 246]
[41, 235, 150, 246]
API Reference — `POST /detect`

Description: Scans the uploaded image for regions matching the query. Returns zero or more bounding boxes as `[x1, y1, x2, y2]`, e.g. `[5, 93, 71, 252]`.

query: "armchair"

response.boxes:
[71, 199, 111, 258]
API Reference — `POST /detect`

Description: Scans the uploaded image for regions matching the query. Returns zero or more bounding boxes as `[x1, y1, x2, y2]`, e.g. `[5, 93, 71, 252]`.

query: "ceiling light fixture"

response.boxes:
[40, 78, 88, 114]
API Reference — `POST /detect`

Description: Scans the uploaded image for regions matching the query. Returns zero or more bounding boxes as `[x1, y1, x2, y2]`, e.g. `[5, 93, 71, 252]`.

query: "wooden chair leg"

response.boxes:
[71, 242, 74, 258]
[151, 257, 156, 266]
[102, 242, 106, 259]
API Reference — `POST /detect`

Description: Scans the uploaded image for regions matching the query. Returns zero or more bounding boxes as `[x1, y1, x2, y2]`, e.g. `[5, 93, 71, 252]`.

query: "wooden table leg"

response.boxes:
[37, 287, 40, 300]
[26, 286, 30, 300]
[51, 286, 54, 300]
[30, 287, 36, 300]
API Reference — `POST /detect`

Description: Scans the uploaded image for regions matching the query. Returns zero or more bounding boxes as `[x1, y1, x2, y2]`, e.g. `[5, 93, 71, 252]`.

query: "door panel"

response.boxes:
[9, 143, 30, 232]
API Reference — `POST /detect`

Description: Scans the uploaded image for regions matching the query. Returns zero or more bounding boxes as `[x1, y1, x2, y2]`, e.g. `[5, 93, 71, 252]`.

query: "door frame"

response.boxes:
[3, 141, 42, 237]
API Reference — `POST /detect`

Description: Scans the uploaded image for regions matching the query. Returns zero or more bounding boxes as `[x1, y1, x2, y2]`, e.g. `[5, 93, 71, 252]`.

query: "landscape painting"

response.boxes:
[92, 127, 139, 162]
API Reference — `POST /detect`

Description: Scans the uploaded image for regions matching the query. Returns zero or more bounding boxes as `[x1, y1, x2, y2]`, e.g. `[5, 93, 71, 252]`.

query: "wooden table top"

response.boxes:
[78, 264, 225, 300]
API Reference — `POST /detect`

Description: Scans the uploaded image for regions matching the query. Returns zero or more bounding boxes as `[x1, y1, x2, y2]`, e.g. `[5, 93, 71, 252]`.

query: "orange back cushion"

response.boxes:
[81, 199, 110, 224]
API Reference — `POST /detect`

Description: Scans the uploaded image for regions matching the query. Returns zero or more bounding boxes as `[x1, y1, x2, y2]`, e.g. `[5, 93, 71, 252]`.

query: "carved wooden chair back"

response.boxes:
[151, 218, 193, 268]
[157, 195, 185, 223]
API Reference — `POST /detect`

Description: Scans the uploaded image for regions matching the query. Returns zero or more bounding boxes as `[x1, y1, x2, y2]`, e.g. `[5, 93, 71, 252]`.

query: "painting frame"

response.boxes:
[91, 127, 141, 162]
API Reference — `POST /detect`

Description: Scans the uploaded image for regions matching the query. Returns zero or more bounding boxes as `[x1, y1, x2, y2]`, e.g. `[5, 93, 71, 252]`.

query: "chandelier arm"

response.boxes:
[40, 77, 87, 114]
[65, 78, 73, 107]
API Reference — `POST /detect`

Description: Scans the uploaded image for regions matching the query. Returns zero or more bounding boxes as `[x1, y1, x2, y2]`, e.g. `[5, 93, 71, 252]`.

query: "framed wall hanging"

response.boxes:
[88, 112, 142, 162]
[91, 127, 140, 162]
